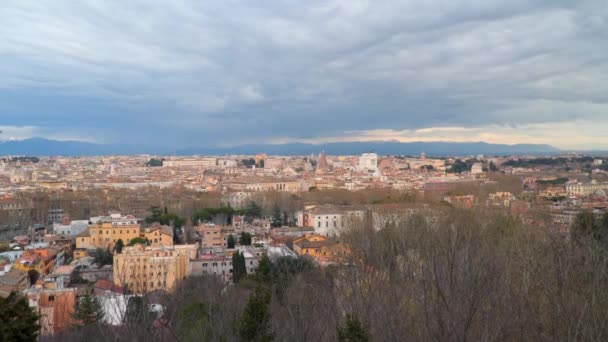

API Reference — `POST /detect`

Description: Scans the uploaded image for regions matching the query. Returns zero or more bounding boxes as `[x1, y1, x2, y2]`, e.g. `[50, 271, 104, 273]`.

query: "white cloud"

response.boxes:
[0, 125, 98, 143]
[260, 120, 608, 150]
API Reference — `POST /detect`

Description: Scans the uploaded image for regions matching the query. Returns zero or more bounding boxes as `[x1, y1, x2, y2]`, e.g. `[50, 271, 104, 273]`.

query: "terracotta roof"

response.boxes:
[95, 278, 124, 294]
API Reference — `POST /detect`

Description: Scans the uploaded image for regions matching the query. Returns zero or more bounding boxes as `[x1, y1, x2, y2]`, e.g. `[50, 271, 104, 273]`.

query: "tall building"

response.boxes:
[317, 151, 329, 172]
[113, 244, 198, 294]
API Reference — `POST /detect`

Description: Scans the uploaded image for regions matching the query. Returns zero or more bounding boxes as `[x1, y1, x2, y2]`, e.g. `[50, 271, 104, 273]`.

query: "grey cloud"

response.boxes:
[0, 0, 606, 147]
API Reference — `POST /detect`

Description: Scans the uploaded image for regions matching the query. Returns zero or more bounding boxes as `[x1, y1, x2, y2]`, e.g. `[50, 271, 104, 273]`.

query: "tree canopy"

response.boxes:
[0, 292, 40, 341]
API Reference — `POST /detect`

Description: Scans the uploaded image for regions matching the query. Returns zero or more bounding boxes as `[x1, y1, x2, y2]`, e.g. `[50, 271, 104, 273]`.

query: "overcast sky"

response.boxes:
[0, 0, 607, 150]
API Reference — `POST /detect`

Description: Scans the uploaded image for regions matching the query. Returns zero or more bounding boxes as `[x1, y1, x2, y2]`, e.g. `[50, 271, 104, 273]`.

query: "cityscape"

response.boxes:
[1, 1, 608, 341]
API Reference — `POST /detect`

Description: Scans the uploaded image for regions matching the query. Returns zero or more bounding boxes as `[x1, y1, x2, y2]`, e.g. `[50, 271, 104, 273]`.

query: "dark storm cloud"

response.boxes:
[0, 0, 606, 148]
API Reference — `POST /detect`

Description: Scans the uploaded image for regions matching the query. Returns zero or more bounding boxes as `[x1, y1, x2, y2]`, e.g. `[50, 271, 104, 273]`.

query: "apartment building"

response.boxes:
[113, 244, 197, 294]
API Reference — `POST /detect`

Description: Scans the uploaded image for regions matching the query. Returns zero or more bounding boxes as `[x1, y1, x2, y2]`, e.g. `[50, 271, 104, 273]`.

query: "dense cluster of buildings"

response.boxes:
[1, 152, 608, 336]
[0, 206, 355, 336]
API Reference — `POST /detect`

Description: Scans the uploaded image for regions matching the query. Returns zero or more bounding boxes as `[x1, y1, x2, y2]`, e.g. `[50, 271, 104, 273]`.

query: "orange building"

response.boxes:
[27, 287, 77, 335]
[14, 246, 63, 277]
[293, 234, 350, 264]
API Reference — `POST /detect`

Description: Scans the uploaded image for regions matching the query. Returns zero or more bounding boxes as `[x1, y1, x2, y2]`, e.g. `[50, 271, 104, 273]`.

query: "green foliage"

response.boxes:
[145, 158, 164, 167]
[502, 157, 568, 168]
[243, 201, 263, 219]
[241, 158, 256, 167]
[177, 301, 216, 341]
[3, 156, 40, 163]
[338, 314, 370, 342]
[309, 186, 318, 192]
[114, 239, 124, 254]
[232, 251, 247, 284]
[193, 206, 236, 225]
[255, 254, 273, 285]
[271, 204, 282, 228]
[240, 232, 252, 246]
[146, 206, 185, 227]
[536, 177, 569, 185]
[93, 248, 113, 266]
[489, 161, 498, 172]
[571, 211, 608, 244]
[0, 292, 40, 341]
[72, 293, 104, 328]
[448, 159, 469, 174]
[227, 234, 236, 249]
[238, 285, 273, 342]
[127, 237, 150, 246]
[70, 268, 89, 285]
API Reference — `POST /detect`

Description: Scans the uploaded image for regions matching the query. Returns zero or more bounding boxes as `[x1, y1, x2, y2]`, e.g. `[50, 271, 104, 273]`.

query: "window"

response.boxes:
[48, 295, 55, 302]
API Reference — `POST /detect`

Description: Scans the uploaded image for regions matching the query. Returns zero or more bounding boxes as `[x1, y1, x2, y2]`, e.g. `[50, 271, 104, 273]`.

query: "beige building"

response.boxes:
[163, 158, 217, 168]
[77, 219, 173, 251]
[197, 224, 228, 248]
[566, 182, 608, 197]
[113, 244, 198, 294]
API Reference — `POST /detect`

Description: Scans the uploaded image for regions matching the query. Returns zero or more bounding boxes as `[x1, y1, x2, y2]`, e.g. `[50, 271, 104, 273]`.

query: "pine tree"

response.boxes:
[72, 293, 105, 327]
[227, 234, 236, 249]
[240, 232, 252, 246]
[114, 239, 124, 254]
[271, 204, 282, 228]
[239, 285, 273, 341]
[338, 314, 370, 342]
[255, 254, 273, 285]
[232, 251, 247, 284]
[0, 292, 40, 342]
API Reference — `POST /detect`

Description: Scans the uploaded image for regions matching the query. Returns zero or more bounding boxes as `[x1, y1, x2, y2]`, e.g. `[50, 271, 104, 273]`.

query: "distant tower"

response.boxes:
[317, 151, 329, 172]
[420, 151, 426, 160]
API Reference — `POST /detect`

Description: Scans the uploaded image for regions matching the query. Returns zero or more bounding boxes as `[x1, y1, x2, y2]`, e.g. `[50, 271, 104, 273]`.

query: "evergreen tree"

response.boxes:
[244, 201, 262, 218]
[72, 293, 105, 327]
[0, 292, 40, 342]
[227, 234, 236, 249]
[255, 254, 273, 285]
[114, 239, 124, 254]
[338, 314, 370, 342]
[239, 285, 273, 341]
[240, 232, 252, 246]
[232, 251, 247, 284]
[94, 248, 113, 266]
[271, 204, 282, 228]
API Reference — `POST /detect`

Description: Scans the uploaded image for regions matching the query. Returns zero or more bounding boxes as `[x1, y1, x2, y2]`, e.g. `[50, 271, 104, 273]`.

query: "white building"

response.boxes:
[358, 153, 378, 172]
[566, 182, 608, 197]
[311, 207, 367, 237]
[191, 246, 262, 282]
[471, 163, 484, 174]
[53, 220, 90, 237]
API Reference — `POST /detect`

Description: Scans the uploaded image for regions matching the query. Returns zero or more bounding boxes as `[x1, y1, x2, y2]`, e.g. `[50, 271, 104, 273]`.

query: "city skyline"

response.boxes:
[1, 1, 607, 149]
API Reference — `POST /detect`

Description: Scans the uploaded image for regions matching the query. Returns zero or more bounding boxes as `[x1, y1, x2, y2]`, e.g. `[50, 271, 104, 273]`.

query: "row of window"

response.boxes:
[127, 280, 167, 289]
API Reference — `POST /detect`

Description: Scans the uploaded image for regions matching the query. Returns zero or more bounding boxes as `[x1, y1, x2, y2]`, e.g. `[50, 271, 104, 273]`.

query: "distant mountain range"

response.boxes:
[0, 138, 561, 157]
